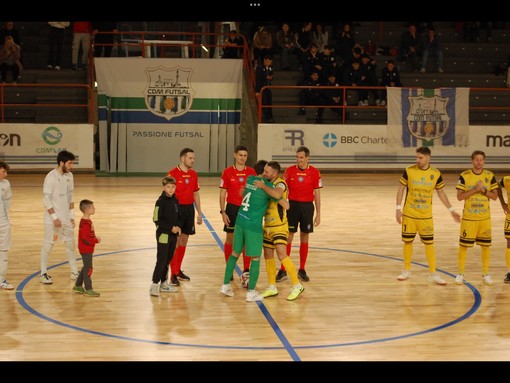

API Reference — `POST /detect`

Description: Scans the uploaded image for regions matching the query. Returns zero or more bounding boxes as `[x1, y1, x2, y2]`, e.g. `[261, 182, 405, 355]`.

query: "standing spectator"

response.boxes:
[0, 36, 22, 84]
[251, 25, 272, 66]
[0, 161, 13, 290]
[294, 22, 313, 68]
[420, 26, 443, 73]
[47, 22, 70, 70]
[73, 199, 101, 297]
[341, 58, 363, 106]
[219, 160, 284, 302]
[275, 22, 296, 70]
[166, 148, 203, 286]
[92, 21, 118, 58]
[219, 145, 256, 280]
[312, 23, 328, 53]
[395, 146, 460, 285]
[255, 55, 275, 123]
[39, 150, 79, 285]
[497, 175, 510, 283]
[455, 150, 499, 286]
[276, 146, 322, 282]
[334, 22, 356, 65]
[72, 22, 92, 70]
[379, 59, 402, 106]
[399, 23, 420, 71]
[150, 176, 181, 297]
[221, 30, 244, 59]
[260, 161, 304, 301]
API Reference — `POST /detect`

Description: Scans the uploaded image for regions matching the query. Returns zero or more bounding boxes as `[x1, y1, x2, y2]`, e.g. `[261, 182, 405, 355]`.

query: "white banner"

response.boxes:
[94, 58, 243, 173]
[258, 123, 510, 169]
[0, 123, 94, 170]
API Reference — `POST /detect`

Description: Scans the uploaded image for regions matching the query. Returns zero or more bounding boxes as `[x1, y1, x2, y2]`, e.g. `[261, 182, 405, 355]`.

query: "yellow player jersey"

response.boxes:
[264, 176, 288, 227]
[456, 169, 498, 221]
[500, 176, 510, 217]
[400, 164, 445, 219]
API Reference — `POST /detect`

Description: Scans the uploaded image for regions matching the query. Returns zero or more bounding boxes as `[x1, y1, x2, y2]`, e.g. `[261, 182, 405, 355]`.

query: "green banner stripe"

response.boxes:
[423, 89, 435, 97]
[109, 97, 241, 110]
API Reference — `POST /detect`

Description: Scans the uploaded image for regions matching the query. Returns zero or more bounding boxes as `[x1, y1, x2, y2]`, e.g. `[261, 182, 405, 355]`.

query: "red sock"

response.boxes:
[224, 243, 232, 263]
[242, 249, 250, 271]
[170, 246, 186, 275]
[299, 243, 309, 270]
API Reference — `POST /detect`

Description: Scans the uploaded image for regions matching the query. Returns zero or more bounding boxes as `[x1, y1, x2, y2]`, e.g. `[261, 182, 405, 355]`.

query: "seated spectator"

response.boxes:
[300, 43, 322, 83]
[252, 25, 272, 66]
[334, 22, 356, 66]
[320, 72, 343, 116]
[399, 23, 420, 71]
[297, 71, 325, 123]
[379, 59, 402, 106]
[0, 21, 23, 65]
[341, 58, 363, 106]
[359, 53, 379, 106]
[420, 26, 443, 73]
[319, 44, 337, 82]
[222, 30, 244, 59]
[275, 22, 296, 70]
[312, 23, 328, 53]
[0, 35, 22, 83]
[294, 22, 313, 67]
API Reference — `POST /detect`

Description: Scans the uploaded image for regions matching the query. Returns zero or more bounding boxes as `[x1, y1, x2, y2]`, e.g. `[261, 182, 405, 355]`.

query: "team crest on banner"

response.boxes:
[145, 66, 194, 121]
[387, 87, 470, 148]
[407, 95, 450, 141]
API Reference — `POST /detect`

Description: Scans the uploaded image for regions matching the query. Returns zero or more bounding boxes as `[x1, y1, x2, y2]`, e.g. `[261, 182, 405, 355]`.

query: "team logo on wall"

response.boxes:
[406, 95, 450, 141]
[144, 66, 195, 121]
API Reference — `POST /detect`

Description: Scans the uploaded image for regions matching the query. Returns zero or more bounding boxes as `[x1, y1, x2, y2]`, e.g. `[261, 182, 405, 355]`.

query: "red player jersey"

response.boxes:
[167, 166, 200, 205]
[284, 165, 322, 202]
[219, 165, 256, 206]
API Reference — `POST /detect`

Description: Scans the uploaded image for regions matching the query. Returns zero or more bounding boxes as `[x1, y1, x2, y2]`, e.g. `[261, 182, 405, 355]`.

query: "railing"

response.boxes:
[0, 83, 94, 124]
[257, 85, 510, 124]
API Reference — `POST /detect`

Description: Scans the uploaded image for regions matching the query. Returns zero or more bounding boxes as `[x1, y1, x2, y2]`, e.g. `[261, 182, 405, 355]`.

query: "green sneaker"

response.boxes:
[286, 285, 304, 301]
[73, 286, 85, 294]
[83, 289, 100, 297]
[261, 286, 278, 298]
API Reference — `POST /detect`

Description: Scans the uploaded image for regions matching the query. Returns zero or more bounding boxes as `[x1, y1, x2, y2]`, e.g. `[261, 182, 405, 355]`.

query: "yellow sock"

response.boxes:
[265, 257, 277, 286]
[403, 242, 413, 270]
[425, 243, 436, 273]
[481, 246, 490, 275]
[506, 248, 510, 271]
[458, 246, 468, 274]
[281, 257, 299, 285]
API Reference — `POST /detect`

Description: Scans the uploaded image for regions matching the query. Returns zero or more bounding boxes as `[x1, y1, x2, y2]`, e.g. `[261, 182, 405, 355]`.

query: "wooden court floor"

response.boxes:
[1, 172, 510, 362]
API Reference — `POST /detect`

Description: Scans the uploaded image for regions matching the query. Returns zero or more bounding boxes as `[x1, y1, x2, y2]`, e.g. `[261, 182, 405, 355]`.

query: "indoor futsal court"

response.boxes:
[2, 172, 510, 361]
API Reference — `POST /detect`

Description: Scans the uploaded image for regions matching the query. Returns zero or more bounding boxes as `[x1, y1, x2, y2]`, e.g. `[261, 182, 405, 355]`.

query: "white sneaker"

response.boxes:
[438, 67, 444, 73]
[397, 270, 411, 281]
[54, 66, 61, 71]
[375, 99, 381, 106]
[0, 279, 14, 290]
[160, 281, 178, 293]
[40, 273, 53, 284]
[455, 274, 465, 285]
[240, 271, 250, 288]
[428, 273, 447, 285]
[482, 274, 494, 286]
[420, 68, 426, 73]
[380, 100, 386, 106]
[71, 271, 79, 281]
[246, 290, 263, 302]
[150, 283, 160, 297]
[47, 64, 53, 69]
[220, 284, 234, 297]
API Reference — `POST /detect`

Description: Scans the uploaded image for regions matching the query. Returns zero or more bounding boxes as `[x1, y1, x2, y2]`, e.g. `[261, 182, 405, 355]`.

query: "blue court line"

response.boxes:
[15, 215, 481, 361]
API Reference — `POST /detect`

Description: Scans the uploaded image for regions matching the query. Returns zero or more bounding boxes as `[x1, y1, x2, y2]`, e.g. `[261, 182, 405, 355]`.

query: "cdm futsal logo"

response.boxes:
[144, 66, 195, 121]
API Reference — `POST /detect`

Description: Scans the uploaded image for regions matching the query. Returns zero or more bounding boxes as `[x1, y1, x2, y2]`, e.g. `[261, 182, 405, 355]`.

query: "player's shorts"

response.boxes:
[223, 203, 240, 233]
[233, 227, 263, 257]
[44, 222, 75, 244]
[287, 201, 314, 234]
[179, 204, 196, 235]
[263, 224, 289, 249]
[401, 216, 434, 244]
[459, 218, 492, 247]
